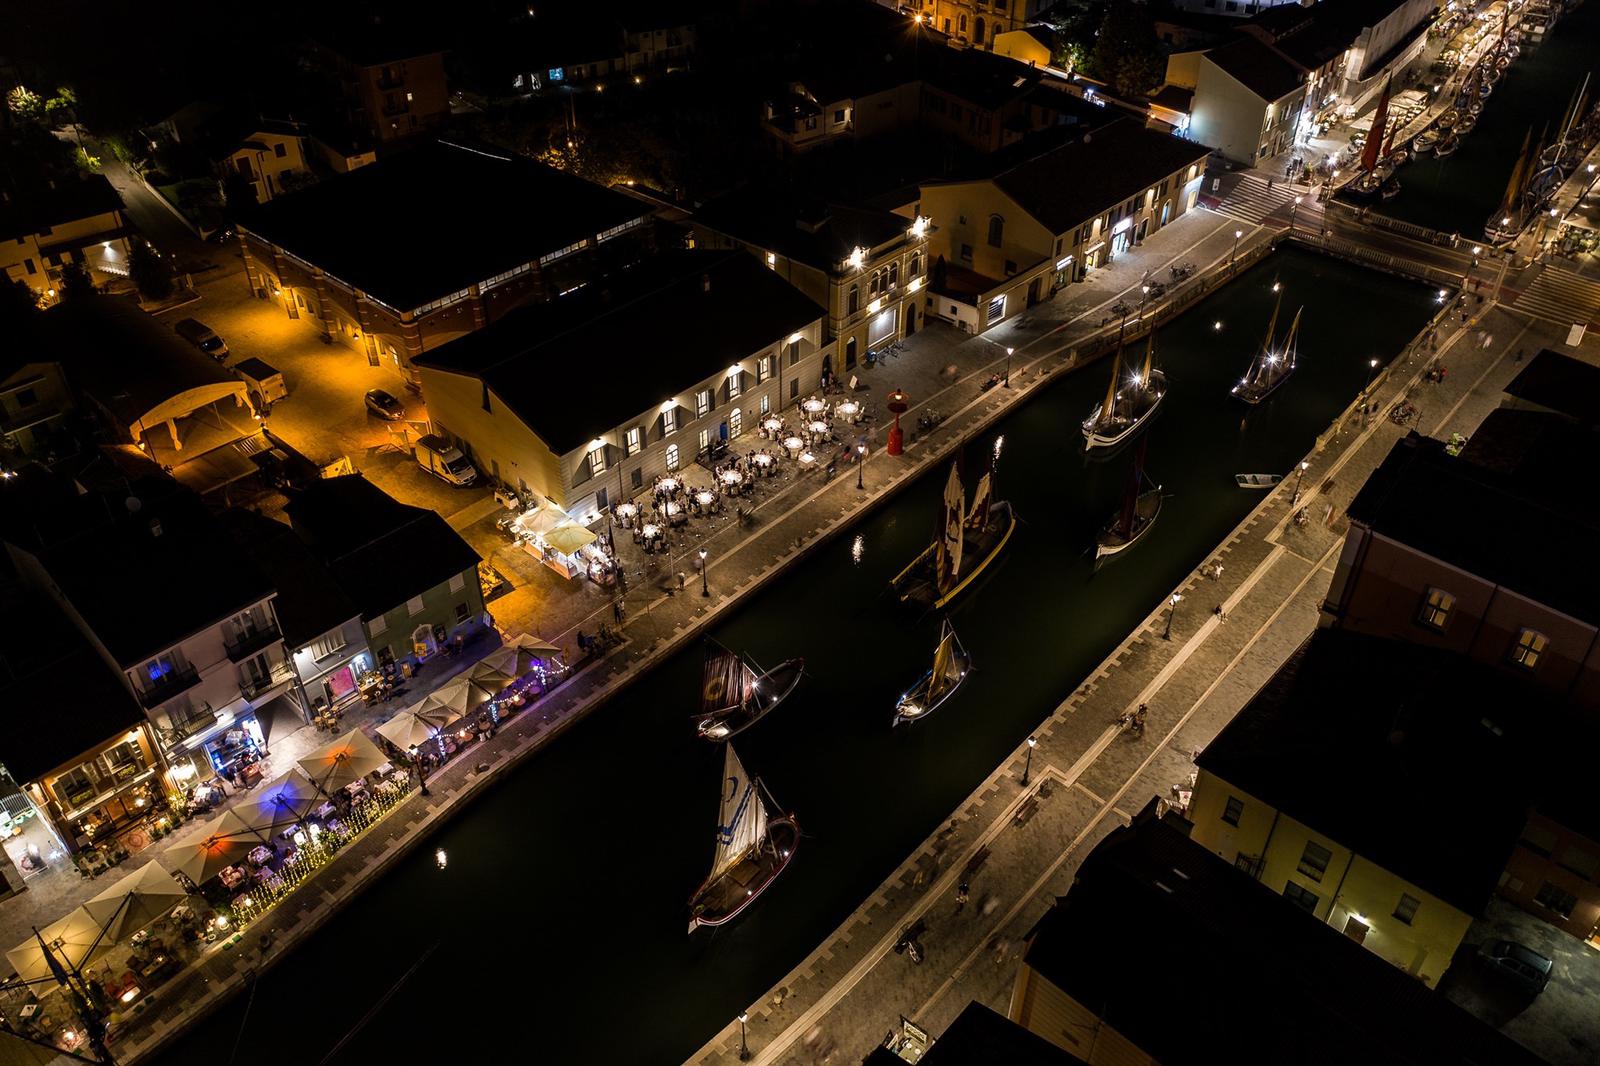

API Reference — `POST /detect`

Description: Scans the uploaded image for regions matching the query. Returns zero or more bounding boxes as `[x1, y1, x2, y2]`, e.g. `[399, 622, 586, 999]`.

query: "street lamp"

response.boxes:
[856, 443, 866, 489]
[1163, 593, 1183, 641]
[1004, 346, 1014, 387]
[1231, 228, 1243, 265]
[409, 746, 429, 796]
[1022, 736, 1037, 786]
[1139, 283, 1150, 322]
[1292, 460, 1310, 506]
[1290, 194, 1304, 231]
[1364, 356, 1380, 395]
[698, 549, 709, 597]
[737, 1012, 751, 1062]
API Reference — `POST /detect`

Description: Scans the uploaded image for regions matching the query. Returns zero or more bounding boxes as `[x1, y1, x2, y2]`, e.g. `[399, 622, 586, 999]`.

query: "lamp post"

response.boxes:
[1363, 356, 1380, 401]
[856, 443, 866, 489]
[1138, 283, 1150, 323]
[1004, 346, 1014, 387]
[737, 1012, 751, 1062]
[1290, 194, 1303, 231]
[1022, 736, 1037, 786]
[1292, 460, 1310, 506]
[1162, 593, 1183, 641]
[698, 549, 709, 597]
[1230, 228, 1243, 266]
[409, 745, 429, 796]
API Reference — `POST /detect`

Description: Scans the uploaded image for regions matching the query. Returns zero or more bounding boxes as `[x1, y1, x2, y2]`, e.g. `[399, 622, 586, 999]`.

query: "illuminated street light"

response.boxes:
[856, 443, 866, 489]
[738, 1012, 751, 1062]
[1231, 228, 1243, 265]
[1163, 593, 1183, 641]
[1292, 460, 1310, 506]
[699, 549, 709, 597]
[1022, 736, 1038, 786]
[1004, 346, 1014, 387]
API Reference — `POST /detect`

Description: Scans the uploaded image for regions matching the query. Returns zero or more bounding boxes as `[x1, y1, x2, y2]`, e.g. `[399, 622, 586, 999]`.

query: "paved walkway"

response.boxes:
[682, 291, 1600, 1065]
[97, 207, 1258, 1061]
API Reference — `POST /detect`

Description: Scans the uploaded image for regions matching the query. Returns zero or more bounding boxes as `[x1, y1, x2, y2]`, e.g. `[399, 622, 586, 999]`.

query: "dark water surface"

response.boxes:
[159, 251, 1436, 1065]
[1373, 0, 1600, 234]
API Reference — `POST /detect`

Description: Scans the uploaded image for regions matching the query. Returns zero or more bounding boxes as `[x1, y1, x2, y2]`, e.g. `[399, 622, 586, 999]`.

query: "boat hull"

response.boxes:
[1083, 372, 1168, 452]
[892, 652, 973, 727]
[1231, 366, 1294, 405]
[1095, 488, 1162, 560]
[695, 659, 805, 740]
[687, 816, 799, 933]
[891, 502, 1016, 612]
[1234, 473, 1283, 490]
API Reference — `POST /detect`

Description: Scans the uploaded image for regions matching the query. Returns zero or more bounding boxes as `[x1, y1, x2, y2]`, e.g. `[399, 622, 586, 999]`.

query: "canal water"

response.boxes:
[1373, 0, 1600, 235]
[159, 250, 1436, 1066]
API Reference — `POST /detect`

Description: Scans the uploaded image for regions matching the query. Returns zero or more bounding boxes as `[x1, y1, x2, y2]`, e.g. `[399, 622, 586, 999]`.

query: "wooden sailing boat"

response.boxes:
[1486, 129, 1535, 239]
[1082, 330, 1167, 451]
[892, 619, 972, 727]
[890, 459, 1016, 611]
[1351, 77, 1393, 197]
[1095, 438, 1161, 561]
[694, 643, 804, 741]
[687, 745, 798, 933]
[1231, 295, 1301, 405]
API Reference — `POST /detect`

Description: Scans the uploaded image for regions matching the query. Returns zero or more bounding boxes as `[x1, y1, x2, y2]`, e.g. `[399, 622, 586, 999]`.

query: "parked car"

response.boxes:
[1478, 939, 1552, 994]
[365, 389, 405, 421]
[413, 433, 478, 487]
[173, 318, 229, 360]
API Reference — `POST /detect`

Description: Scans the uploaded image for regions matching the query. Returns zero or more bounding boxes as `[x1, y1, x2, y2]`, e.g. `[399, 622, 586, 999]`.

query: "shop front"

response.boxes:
[30, 731, 166, 855]
[508, 505, 611, 582]
[162, 704, 268, 792]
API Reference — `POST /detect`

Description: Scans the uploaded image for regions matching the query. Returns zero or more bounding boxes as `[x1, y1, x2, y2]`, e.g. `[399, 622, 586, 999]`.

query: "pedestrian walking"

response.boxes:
[1213, 604, 1226, 623]
[612, 598, 625, 625]
[955, 882, 970, 914]
[1514, 348, 1524, 362]
[677, 571, 686, 593]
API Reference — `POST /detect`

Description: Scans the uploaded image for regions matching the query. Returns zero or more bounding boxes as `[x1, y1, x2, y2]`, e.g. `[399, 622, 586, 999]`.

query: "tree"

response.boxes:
[57, 260, 97, 301]
[0, 277, 41, 325]
[129, 242, 174, 301]
[5, 85, 43, 124]
[1088, 4, 1165, 97]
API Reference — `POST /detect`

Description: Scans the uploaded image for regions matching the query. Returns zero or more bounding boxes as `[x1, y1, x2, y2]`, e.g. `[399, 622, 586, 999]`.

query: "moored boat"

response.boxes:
[1380, 179, 1402, 200]
[694, 644, 805, 741]
[1082, 331, 1167, 451]
[1437, 108, 1460, 129]
[1435, 133, 1460, 157]
[1234, 473, 1283, 489]
[1095, 442, 1161, 561]
[1231, 295, 1302, 405]
[1413, 128, 1439, 153]
[892, 619, 971, 727]
[687, 745, 798, 933]
[890, 460, 1016, 612]
[1456, 113, 1478, 135]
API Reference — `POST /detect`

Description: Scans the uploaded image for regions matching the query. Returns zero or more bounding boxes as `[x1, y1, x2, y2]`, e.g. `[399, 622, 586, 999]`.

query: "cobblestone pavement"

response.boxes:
[102, 208, 1258, 1061]
[681, 300, 1600, 1065]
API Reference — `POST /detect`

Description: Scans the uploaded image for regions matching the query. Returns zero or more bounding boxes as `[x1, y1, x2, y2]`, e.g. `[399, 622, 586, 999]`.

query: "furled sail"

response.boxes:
[701, 647, 754, 716]
[934, 464, 965, 592]
[928, 623, 958, 702]
[967, 472, 992, 532]
[710, 745, 768, 879]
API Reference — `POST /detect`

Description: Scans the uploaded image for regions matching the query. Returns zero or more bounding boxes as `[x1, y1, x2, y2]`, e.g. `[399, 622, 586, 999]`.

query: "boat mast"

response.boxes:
[1282, 308, 1303, 371]
[1139, 332, 1155, 390]
[1100, 337, 1124, 423]
[1255, 293, 1282, 384]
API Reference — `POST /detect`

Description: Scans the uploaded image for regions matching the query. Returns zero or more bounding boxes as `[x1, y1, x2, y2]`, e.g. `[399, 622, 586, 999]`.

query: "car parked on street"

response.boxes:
[174, 317, 229, 361]
[365, 388, 405, 421]
[1479, 939, 1553, 995]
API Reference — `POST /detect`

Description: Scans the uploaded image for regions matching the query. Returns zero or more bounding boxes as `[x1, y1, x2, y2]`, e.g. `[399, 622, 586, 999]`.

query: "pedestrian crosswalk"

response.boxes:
[1214, 174, 1305, 226]
[1512, 266, 1600, 324]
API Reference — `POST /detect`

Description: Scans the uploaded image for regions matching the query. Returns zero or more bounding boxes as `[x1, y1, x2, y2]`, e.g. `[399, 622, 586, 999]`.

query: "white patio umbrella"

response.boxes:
[6, 908, 113, 986]
[375, 705, 461, 751]
[297, 729, 389, 794]
[415, 676, 492, 719]
[164, 810, 257, 885]
[82, 861, 190, 945]
[247, 769, 321, 830]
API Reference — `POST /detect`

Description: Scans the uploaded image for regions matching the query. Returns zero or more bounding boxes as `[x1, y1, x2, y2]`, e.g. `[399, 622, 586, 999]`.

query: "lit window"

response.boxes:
[757, 355, 771, 383]
[986, 295, 1006, 323]
[587, 447, 606, 476]
[406, 595, 425, 616]
[1510, 628, 1547, 669]
[1393, 894, 1420, 925]
[730, 409, 743, 438]
[665, 443, 680, 470]
[760, 394, 770, 415]
[662, 407, 678, 435]
[696, 389, 712, 417]
[625, 427, 642, 456]
[1297, 841, 1331, 882]
[449, 573, 465, 593]
[1417, 587, 1453, 630]
[1222, 796, 1244, 826]
[728, 372, 742, 400]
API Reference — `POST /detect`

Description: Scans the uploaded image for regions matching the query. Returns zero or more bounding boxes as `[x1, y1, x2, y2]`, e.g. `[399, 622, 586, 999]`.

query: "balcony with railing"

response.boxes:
[163, 701, 217, 744]
[241, 661, 297, 700]
[225, 620, 283, 662]
[135, 665, 201, 710]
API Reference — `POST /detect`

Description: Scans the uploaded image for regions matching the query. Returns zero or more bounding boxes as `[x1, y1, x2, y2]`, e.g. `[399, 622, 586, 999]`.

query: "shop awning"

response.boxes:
[82, 861, 191, 945]
[297, 729, 389, 794]
[6, 908, 114, 986]
[164, 810, 258, 885]
[544, 523, 597, 557]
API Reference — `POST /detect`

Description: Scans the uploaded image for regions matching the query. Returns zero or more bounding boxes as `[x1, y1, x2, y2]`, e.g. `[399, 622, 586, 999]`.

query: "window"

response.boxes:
[1003, 259, 1017, 275]
[665, 443, 680, 471]
[274, 142, 287, 158]
[959, 243, 973, 262]
[788, 340, 801, 366]
[407, 595, 426, 616]
[449, 572, 466, 593]
[369, 614, 388, 635]
[24, 258, 36, 275]
[309, 632, 347, 660]
[1235, 853, 1264, 878]
[630, 468, 643, 489]
[986, 295, 1006, 323]
[958, 14, 967, 32]
[834, 108, 846, 122]
[987, 215, 1005, 247]
[848, 285, 859, 314]
[889, 262, 899, 287]
[625, 426, 642, 457]
[1298, 841, 1332, 881]
[1417, 587, 1454, 630]
[697, 428, 710, 456]
[1510, 628, 1547, 669]
[1283, 881, 1319, 913]
[790, 379, 799, 399]
[730, 409, 743, 438]
[695, 389, 712, 417]
[728, 372, 742, 400]
[662, 407, 678, 435]
[1393, 893, 1421, 925]
[455, 602, 470, 621]
[587, 446, 606, 476]
[1222, 796, 1244, 826]
[1534, 881, 1578, 918]
[757, 355, 771, 383]
[911, 253, 922, 277]
[142, 654, 180, 685]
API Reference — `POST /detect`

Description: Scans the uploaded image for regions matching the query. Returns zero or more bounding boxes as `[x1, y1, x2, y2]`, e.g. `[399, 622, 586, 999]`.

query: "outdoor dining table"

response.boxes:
[802, 398, 826, 414]
[695, 490, 716, 507]
[719, 470, 743, 486]
[312, 801, 336, 820]
[807, 420, 830, 434]
[657, 477, 680, 494]
[247, 845, 272, 866]
[783, 436, 804, 454]
[835, 401, 861, 420]
[761, 417, 783, 433]
[752, 453, 775, 468]
[640, 523, 662, 539]
[614, 502, 638, 527]
[218, 865, 247, 890]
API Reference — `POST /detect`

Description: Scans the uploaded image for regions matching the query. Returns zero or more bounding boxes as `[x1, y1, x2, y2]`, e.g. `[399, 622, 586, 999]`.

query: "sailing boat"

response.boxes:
[1231, 295, 1301, 405]
[694, 644, 805, 741]
[1351, 77, 1393, 198]
[889, 460, 1016, 611]
[1486, 129, 1535, 240]
[1095, 439, 1162, 560]
[892, 619, 972, 726]
[1082, 330, 1167, 451]
[686, 745, 798, 933]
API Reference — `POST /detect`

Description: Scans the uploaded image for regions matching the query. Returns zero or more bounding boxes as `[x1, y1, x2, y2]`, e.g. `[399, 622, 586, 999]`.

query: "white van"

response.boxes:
[173, 317, 229, 360]
[414, 434, 478, 487]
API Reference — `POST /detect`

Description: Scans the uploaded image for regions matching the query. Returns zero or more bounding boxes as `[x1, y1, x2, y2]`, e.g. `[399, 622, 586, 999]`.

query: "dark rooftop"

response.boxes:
[860, 1001, 1086, 1066]
[1025, 805, 1545, 1066]
[285, 475, 480, 622]
[0, 573, 145, 784]
[12, 475, 275, 668]
[416, 250, 825, 453]
[694, 189, 912, 272]
[1203, 35, 1306, 101]
[0, 175, 124, 242]
[240, 139, 650, 311]
[1348, 428, 1600, 625]
[1503, 349, 1600, 425]
[316, 14, 447, 66]
[1197, 629, 1545, 915]
[965, 118, 1210, 233]
[220, 509, 357, 650]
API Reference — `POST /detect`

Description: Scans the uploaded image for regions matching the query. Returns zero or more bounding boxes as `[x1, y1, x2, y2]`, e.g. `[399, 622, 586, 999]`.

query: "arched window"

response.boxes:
[889, 262, 899, 287]
[975, 17, 986, 43]
[911, 253, 923, 277]
[958, 13, 967, 32]
[987, 214, 1005, 247]
[848, 284, 859, 314]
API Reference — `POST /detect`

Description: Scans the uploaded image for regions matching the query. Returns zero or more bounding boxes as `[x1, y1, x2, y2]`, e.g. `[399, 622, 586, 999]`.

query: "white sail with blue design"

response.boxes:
[711, 745, 769, 880]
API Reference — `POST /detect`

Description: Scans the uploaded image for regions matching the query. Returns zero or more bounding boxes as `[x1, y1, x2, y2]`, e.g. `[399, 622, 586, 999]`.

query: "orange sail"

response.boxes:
[1360, 77, 1392, 174]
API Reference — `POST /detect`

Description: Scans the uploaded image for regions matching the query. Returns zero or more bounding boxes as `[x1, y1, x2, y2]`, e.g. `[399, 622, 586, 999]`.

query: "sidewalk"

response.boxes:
[102, 206, 1264, 1062]
[683, 297, 1596, 1065]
